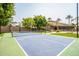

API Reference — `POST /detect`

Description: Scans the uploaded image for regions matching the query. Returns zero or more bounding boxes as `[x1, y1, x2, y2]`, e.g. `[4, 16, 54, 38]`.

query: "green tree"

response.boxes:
[33, 15, 47, 30]
[22, 17, 35, 30]
[65, 15, 73, 25]
[0, 3, 15, 33]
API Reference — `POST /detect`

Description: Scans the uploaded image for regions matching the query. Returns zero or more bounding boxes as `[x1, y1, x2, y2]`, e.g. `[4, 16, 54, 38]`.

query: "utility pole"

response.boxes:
[77, 3, 79, 38]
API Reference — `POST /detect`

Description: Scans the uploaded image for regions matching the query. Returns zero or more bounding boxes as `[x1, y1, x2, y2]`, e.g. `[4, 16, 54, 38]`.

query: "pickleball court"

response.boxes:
[13, 32, 74, 56]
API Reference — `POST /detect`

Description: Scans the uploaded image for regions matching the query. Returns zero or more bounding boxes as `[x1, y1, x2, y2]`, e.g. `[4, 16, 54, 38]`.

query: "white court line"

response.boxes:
[46, 32, 77, 56]
[14, 37, 28, 56]
[57, 39, 75, 56]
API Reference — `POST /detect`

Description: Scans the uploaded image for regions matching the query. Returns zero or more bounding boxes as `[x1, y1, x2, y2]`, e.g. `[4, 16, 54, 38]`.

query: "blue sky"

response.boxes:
[13, 3, 78, 24]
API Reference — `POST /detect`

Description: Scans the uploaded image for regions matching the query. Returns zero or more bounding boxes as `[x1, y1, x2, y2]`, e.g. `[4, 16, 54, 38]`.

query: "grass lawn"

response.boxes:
[60, 38, 79, 56]
[51, 32, 79, 38]
[51, 32, 79, 56]
[0, 33, 25, 56]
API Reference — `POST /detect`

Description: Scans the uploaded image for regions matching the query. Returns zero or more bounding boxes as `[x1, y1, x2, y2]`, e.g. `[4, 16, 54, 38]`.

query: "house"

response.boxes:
[46, 20, 77, 31]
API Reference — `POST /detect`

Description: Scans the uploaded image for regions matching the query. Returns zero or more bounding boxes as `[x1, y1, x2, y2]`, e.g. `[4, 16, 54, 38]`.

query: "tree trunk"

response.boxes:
[69, 19, 71, 25]
[9, 24, 11, 32]
[0, 25, 1, 34]
[19, 26, 21, 32]
[57, 26, 59, 31]
[56, 22, 59, 32]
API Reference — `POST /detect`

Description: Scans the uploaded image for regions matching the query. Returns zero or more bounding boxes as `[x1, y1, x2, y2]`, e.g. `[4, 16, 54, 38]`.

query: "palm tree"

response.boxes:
[65, 15, 73, 25]
[71, 19, 74, 23]
[48, 17, 52, 21]
[56, 18, 61, 31]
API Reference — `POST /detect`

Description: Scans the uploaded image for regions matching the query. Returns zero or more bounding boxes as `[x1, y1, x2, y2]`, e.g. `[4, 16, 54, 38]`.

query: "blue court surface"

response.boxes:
[13, 32, 74, 56]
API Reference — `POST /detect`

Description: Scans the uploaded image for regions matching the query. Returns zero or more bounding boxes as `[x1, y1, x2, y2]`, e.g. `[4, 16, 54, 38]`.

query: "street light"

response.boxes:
[77, 3, 79, 38]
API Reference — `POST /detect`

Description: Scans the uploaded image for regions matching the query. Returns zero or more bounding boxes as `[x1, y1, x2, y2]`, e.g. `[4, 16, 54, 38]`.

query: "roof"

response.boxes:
[11, 22, 19, 26]
[48, 20, 69, 26]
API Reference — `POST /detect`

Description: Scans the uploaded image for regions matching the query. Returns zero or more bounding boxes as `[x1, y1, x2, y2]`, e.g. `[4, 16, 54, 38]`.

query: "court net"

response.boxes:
[12, 31, 42, 37]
